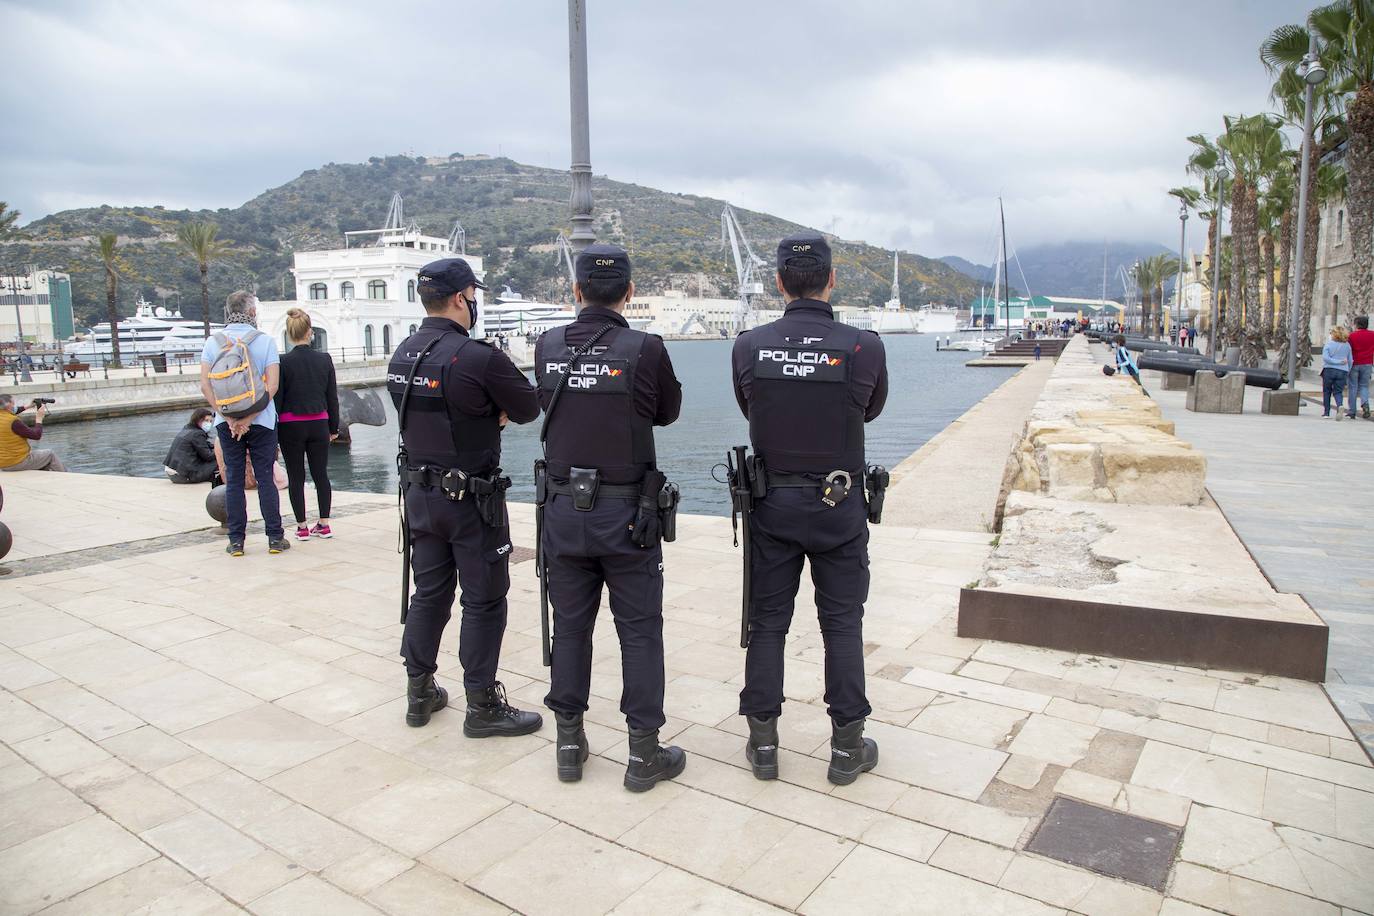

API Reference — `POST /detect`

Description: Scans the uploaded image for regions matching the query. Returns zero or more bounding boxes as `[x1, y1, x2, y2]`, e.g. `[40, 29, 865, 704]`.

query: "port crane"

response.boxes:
[721, 204, 767, 335]
[554, 233, 577, 295]
[448, 220, 467, 256]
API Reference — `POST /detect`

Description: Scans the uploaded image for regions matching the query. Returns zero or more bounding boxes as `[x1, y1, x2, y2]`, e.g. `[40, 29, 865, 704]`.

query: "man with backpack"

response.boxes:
[199, 290, 287, 556]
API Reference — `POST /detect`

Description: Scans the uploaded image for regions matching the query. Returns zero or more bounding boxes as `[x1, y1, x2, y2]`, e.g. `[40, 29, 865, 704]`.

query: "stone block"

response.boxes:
[1186, 371, 1245, 414]
[1161, 371, 1191, 391]
[1261, 388, 1301, 416]
[1042, 443, 1099, 492]
[1099, 445, 1206, 505]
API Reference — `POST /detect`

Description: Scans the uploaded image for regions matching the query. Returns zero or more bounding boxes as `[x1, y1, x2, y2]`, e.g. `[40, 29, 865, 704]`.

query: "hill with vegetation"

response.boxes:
[940, 241, 1175, 301]
[5, 155, 979, 326]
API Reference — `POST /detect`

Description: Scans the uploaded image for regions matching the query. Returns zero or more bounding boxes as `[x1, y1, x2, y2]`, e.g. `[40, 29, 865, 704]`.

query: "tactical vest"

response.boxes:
[747, 320, 865, 474]
[537, 323, 655, 479]
[0, 410, 31, 468]
[386, 328, 502, 474]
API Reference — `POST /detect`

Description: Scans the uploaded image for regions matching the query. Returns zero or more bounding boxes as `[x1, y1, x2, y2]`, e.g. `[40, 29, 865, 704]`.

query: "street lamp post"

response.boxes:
[1176, 203, 1188, 341]
[3, 268, 33, 383]
[567, 0, 595, 269]
[1286, 33, 1326, 389]
[1209, 155, 1228, 359]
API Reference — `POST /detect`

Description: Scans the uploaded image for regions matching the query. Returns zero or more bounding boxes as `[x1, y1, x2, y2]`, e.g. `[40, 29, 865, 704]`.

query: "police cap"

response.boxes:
[574, 243, 632, 285]
[776, 232, 831, 271]
[416, 258, 487, 295]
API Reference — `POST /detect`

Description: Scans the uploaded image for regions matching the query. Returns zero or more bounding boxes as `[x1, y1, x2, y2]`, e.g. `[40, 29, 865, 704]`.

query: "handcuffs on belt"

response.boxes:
[820, 470, 852, 508]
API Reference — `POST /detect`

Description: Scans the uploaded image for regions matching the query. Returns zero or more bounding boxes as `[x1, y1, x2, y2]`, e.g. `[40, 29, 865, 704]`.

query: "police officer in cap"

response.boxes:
[535, 243, 686, 792]
[731, 232, 888, 785]
[387, 257, 543, 736]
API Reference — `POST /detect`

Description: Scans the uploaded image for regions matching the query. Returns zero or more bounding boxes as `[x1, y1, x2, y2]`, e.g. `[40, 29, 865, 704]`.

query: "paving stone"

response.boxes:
[889, 785, 1029, 848]
[14, 725, 110, 776]
[206, 849, 301, 905]
[798, 844, 1057, 915]
[1025, 797, 1180, 890]
[858, 719, 1007, 800]
[337, 772, 509, 858]
[612, 866, 786, 915]
[265, 741, 422, 815]
[78, 770, 193, 833]
[1130, 740, 1267, 817]
[856, 814, 946, 863]
[107, 669, 260, 735]
[367, 864, 508, 915]
[909, 695, 1028, 748]
[1007, 713, 1099, 767]
[0, 814, 158, 913]
[17, 678, 144, 741]
[321, 845, 415, 897]
[180, 703, 351, 780]
[251, 874, 385, 915]
[1170, 861, 1339, 916]
[140, 810, 263, 878]
[38, 857, 198, 916]
[731, 823, 854, 909]
[928, 833, 1013, 884]
[0, 775, 93, 850]
[470, 822, 663, 916]
[619, 789, 792, 885]
[100, 725, 197, 772]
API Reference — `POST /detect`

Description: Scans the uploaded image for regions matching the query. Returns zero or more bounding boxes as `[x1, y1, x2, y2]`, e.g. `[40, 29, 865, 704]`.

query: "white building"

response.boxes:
[256, 224, 484, 358]
[629, 291, 749, 337]
[0, 268, 75, 344]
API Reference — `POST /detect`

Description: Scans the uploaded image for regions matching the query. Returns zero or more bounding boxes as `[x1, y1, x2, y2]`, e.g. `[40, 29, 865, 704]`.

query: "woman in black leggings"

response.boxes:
[275, 308, 340, 540]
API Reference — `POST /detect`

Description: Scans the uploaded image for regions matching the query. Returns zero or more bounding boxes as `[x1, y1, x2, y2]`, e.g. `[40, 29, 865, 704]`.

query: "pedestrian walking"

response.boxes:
[276, 308, 340, 540]
[1322, 326, 1353, 420]
[1347, 315, 1372, 420]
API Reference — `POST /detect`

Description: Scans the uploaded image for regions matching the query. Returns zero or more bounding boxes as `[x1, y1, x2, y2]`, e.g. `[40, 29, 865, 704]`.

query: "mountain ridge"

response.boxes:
[939, 241, 1176, 300]
[5, 155, 981, 325]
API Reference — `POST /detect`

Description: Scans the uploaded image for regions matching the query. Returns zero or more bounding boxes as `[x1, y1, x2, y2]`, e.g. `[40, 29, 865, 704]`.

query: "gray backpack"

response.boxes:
[207, 330, 269, 419]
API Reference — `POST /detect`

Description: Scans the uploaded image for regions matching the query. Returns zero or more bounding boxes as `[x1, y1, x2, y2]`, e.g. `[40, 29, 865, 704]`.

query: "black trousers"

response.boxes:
[739, 486, 871, 725]
[401, 484, 512, 688]
[278, 419, 332, 524]
[542, 493, 666, 731]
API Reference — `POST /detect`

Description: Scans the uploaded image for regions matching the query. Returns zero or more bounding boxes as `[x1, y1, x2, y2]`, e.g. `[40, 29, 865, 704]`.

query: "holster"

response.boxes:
[658, 481, 680, 543]
[471, 470, 511, 529]
[569, 467, 600, 511]
[630, 470, 667, 548]
[865, 465, 890, 525]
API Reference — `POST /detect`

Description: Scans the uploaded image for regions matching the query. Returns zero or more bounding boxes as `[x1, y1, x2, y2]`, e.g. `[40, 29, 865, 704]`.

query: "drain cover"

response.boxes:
[509, 545, 537, 565]
[1026, 796, 1181, 891]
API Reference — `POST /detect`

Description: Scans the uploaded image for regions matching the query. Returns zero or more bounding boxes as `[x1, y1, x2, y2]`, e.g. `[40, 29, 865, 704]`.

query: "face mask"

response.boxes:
[200, 420, 213, 432]
[462, 293, 479, 328]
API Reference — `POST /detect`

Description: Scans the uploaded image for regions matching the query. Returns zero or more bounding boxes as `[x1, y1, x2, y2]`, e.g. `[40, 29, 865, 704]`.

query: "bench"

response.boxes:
[64, 362, 91, 379]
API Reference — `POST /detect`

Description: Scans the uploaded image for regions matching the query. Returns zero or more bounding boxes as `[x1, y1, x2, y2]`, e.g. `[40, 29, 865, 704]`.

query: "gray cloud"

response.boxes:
[1, 0, 1312, 259]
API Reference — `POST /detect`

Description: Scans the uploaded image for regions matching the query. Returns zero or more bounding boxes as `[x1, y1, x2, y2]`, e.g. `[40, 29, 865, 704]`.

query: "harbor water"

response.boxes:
[40, 336, 1015, 516]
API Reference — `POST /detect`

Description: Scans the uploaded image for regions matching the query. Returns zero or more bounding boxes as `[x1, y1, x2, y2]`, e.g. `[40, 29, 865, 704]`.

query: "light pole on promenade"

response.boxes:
[1286, 32, 1326, 389]
[567, 0, 596, 276]
[1209, 154, 1228, 359]
[2, 267, 33, 383]
[1176, 202, 1188, 340]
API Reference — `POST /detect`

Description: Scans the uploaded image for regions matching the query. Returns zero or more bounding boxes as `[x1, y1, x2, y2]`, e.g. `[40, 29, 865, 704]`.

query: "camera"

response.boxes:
[29, 398, 56, 409]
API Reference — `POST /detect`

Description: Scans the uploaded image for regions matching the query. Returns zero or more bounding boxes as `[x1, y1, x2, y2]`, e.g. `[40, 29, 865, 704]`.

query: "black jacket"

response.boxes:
[276, 345, 340, 433]
[164, 425, 216, 477]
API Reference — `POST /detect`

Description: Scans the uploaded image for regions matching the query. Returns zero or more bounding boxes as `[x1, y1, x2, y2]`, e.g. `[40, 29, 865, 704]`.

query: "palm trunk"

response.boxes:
[1262, 234, 1275, 352]
[1298, 144, 1320, 369]
[1275, 202, 1293, 353]
[1241, 181, 1265, 368]
[1345, 81, 1373, 328]
[1227, 182, 1246, 355]
[105, 268, 121, 367]
[200, 261, 211, 337]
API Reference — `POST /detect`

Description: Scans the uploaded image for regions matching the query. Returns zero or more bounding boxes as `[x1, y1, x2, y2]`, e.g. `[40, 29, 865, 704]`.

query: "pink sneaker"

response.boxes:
[310, 523, 333, 539]
[293, 525, 310, 542]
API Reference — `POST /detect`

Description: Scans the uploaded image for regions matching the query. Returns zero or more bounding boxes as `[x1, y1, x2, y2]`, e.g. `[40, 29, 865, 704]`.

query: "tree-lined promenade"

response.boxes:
[1169, 0, 1371, 377]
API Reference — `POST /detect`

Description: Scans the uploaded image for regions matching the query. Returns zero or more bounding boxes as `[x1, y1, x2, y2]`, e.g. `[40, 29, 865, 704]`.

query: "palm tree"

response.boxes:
[96, 233, 121, 368]
[0, 202, 26, 242]
[1148, 253, 1180, 337]
[1133, 259, 1156, 335]
[1220, 114, 1287, 367]
[1186, 134, 1228, 349]
[1269, 161, 1297, 351]
[176, 221, 227, 337]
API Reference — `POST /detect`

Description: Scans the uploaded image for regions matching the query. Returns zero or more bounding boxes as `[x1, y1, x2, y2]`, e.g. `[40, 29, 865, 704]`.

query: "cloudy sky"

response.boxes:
[2, 0, 1310, 261]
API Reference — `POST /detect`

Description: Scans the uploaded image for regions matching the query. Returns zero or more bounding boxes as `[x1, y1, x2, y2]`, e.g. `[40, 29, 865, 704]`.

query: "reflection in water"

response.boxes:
[42, 336, 1014, 516]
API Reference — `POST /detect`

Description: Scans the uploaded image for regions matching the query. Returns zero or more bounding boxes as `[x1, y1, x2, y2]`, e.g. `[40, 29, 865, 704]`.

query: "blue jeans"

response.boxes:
[216, 423, 283, 542]
[1347, 364, 1371, 415]
[1321, 368, 1348, 415]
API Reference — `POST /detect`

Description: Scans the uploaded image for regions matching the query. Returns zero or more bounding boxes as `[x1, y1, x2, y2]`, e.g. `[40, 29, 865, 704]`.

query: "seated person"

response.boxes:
[0, 394, 67, 472]
[164, 407, 220, 484]
[213, 435, 288, 491]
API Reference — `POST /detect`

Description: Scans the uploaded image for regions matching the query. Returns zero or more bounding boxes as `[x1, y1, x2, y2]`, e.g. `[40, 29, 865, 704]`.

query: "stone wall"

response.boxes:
[1005, 337, 1206, 506]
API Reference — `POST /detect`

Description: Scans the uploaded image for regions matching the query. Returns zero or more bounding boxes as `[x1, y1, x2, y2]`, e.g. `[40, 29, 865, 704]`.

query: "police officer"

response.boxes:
[731, 232, 888, 785]
[387, 257, 543, 737]
[535, 243, 685, 792]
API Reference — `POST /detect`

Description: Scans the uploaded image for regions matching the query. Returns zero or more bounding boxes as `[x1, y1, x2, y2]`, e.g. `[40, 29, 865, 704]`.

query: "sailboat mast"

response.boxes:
[999, 198, 1009, 338]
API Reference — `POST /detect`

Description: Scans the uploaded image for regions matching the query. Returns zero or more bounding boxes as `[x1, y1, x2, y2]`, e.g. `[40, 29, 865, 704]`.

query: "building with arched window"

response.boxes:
[255, 203, 487, 359]
[1312, 141, 1358, 343]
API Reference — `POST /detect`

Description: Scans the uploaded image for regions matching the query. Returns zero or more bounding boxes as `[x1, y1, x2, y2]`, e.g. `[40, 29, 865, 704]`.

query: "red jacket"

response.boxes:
[1350, 328, 1374, 366]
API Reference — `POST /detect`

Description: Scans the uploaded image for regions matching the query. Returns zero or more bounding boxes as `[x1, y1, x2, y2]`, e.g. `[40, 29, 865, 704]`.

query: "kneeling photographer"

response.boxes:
[0, 394, 66, 472]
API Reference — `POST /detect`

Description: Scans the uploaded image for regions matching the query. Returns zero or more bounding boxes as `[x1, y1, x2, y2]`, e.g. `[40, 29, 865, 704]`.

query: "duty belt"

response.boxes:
[545, 479, 642, 500]
[764, 470, 864, 488]
[405, 465, 490, 500]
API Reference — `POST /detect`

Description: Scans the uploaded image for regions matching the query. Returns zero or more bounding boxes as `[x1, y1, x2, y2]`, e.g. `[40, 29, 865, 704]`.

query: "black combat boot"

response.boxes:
[406, 673, 448, 728]
[827, 718, 879, 785]
[745, 715, 779, 780]
[623, 728, 686, 793]
[555, 712, 590, 782]
[463, 682, 543, 738]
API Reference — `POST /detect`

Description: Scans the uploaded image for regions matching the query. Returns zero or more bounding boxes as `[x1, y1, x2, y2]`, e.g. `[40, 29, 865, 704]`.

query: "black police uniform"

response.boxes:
[535, 243, 686, 791]
[387, 258, 541, 733]
[731, 233, 888, 782]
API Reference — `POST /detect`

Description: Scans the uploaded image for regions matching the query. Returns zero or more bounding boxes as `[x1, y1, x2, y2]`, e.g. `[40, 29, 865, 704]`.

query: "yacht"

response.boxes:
[482, 288, 576, 339]
[66, 297, 222, 361]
